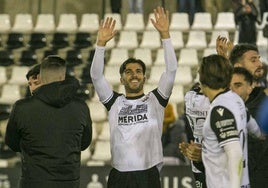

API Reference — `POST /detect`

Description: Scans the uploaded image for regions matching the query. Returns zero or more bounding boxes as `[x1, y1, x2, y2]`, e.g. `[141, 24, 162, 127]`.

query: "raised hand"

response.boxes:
[97, 17, 117, 46]
[216, 36, 234, 59]
[150, 6, 170, 39]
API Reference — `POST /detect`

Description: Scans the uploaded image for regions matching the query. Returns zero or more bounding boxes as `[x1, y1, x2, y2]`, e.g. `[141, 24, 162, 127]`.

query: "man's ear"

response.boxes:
[120, 77, 124, 84]
[143, 76, 146, 83]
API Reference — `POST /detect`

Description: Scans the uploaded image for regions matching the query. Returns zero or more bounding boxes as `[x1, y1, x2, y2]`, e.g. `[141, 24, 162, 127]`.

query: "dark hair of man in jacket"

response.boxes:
[40, 55, 66, 85]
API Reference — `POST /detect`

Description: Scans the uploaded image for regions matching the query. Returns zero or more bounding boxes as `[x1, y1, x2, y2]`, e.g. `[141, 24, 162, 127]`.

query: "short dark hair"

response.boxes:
[199, 54, 233, 89]
[26, 64, 41, 80]
[233, 67, 253, 86]
[229, 43, 259, 65]
[119, 58, 146, 75]
[41, 55, 66, 70]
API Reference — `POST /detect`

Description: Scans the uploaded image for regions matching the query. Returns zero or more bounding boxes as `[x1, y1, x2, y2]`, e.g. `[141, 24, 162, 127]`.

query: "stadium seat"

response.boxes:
[73, 32, 92, 49]
[169, 85, 184, 104]
[79, 13, 99, 33]
[178, 48, 199, 67]
[145, 13, 155, 30]
[5, 32, 25, 50]
[149, 66, 192, 86]
[105, 37, 116, 50]
[133, 48, 153, 67]
[80, 64, 92, 84]
[8, 66, 29, 85]
[87, 101, 107, 123]
[87, 49, 96, 63]
[139, 30, 161, 49]
[153, 48, 165, 66]
[117, 31, 138, 49]
[65, 49, 83, 67]
[170, 31, 184, 49]
[0, 84, 21, 104]
[257, 30, 268, 49]
[50, 32, 69, 49]
[27, 32, 47, 50]
[175, 66, 193, 85]
[147, 66, 166, 84]
[42, 49, 58, 59]
[123, 13, 145, 31]
[191, 12, 213, 31]
[185, 30, 207, 50]
[170, 13, 190, 31]
[18, 50, 38, 66]
[104, 13, 122, 31]
[107, 48, 128, 66]
[0, 50, 14, 66]
[104, 66, 121, 86]
[56, 14, 78, 33]
[256, 12, 268, 30]
[11, 14, 33, 33]
[34, 14, 55, 33]
[0, 67, 7, 85]
[203, 48, 217, 57]
[233, 30, 239, 45]
[0, 14, 11, 33]
[98, 121, 110, 141]
[90, 140, 111, 161]
[214, 12, 236, 32]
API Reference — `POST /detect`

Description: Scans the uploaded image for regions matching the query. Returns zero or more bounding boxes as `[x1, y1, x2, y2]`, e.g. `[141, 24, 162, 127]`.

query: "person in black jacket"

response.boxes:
[232, 0, 259, 44]
[5, 55, 92, 188]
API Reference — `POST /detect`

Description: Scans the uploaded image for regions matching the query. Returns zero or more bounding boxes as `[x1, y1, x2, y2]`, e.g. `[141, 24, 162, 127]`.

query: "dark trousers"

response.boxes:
[110, 0, 121, 13]
[107, 166, 161, 188]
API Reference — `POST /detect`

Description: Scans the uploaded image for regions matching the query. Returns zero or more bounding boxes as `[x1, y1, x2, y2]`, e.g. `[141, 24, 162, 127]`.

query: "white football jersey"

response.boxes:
[202, 90, 248, 187]
[104, 90, 168, 172]
[184, 90, 210, 173]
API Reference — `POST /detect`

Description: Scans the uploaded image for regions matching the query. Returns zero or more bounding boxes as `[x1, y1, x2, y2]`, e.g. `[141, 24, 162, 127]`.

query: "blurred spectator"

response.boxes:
[259, 0, 268, 21]
[196, 0, 204, 12]
[202, 0, 225, 24]
[162, 103, 176, 134]
[110, 0, 121, 13]
[232, 0, 259, 44]
[162, 104, 187, 165]
[177, 0, 196, 25]
[128, 0, 143, 13]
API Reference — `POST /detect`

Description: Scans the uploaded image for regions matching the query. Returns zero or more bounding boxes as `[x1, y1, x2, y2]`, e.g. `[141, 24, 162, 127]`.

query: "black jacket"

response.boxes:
[5, 77, 92, 188]
[234, 1, 258, 44]
[246, 87, 268, 187]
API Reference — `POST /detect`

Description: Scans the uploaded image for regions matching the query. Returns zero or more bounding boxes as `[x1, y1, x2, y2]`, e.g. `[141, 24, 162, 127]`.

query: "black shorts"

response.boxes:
[107, 166, 161, 188]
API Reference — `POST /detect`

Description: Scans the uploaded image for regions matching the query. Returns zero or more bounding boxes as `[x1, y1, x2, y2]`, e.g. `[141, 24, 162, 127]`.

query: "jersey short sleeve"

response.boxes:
[210, 106, 239, 146]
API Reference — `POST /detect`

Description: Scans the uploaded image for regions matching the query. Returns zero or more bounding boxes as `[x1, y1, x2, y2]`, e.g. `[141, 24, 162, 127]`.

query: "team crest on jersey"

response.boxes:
[216, 108, 224, 116]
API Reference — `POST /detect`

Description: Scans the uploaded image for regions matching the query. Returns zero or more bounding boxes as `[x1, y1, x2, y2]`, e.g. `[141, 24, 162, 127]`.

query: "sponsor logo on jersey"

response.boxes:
[216, 108, 224, 116]
[118, 104, 148, 125]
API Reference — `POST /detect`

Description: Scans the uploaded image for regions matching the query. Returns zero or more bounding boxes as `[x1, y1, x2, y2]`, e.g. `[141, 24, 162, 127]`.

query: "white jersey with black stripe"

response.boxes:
[202, 90, 249, 187]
